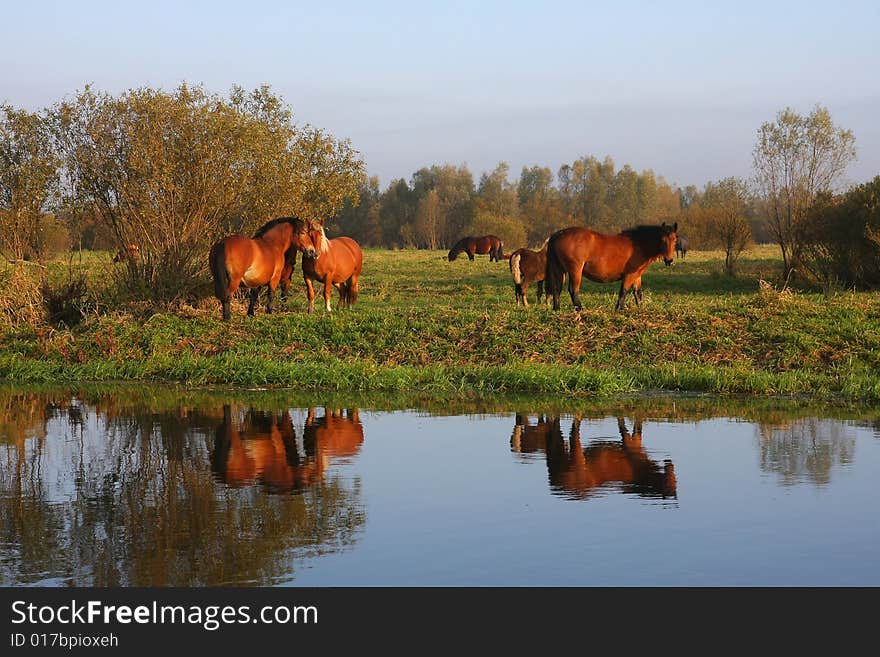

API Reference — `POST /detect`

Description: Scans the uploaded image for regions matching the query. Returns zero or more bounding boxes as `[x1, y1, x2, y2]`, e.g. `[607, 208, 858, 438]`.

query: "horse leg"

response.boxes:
[568, 269, 584, 311]
[337, 282, 346, 310]
[247, 287, 260, 316]
[323, 278, 334, 313]
[348, 274, 359, 308]
[265, 285, 275, 314]
[633, 277, 643, 306]
[514, 283, 522, 306]
[305, 277, 316, 314]
[521, 281, 530, 308]
[468, 250, 475, 261]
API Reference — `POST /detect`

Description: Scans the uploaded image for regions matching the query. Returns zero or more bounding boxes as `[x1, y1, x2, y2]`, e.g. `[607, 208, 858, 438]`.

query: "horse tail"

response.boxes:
[210, 240, 230, 301]
[545, 233, 565, 308]
[497, 240, 504, 260]
[510, 252, 523, 284]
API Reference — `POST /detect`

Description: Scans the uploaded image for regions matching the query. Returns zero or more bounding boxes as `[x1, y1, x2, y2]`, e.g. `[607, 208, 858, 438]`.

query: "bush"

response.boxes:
[798, 177, 880, 289]
[467, 210, 527, 252]
[0, 265, 45, 328]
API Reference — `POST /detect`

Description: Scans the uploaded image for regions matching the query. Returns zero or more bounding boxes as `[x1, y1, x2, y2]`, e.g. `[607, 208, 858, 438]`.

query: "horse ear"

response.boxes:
[661, 221, 666, 228]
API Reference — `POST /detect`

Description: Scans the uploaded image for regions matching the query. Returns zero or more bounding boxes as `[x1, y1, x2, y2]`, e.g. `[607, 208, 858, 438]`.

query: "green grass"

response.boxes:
[2, 245, 879, 399]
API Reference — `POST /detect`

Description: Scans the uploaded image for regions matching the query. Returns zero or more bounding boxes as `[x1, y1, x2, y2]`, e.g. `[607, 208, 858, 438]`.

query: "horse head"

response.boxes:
[660, 222, 678, 266]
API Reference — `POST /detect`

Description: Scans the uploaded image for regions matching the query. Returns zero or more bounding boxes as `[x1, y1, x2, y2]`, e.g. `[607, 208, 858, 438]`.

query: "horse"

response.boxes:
[209, 217, 321, 320]
[509, 242, 549, 307]
[112, 243, 139, 263]
[511, 415, 676, 501]
[300, 227, 363, 313]
[675, 235, 689, 259]
[212, 405, 363, 494]
[546, 222, 677, 311]
[447, 235, 504, 262]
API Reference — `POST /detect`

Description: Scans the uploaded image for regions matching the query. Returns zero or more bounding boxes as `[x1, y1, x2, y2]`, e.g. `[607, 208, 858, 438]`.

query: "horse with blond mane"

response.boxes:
[209, 217, 321, 320]
[300, 225, 364, 313]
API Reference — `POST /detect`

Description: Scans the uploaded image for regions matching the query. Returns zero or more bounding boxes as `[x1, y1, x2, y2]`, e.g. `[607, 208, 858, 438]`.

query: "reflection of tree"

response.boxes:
[0, 397, 365, 586]
[512, 415, 676, 501]
[756, 419, 856, 487]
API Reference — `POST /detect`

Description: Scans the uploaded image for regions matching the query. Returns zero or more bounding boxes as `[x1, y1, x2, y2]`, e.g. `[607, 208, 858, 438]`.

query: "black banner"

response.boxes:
[0, 587, 875, 652]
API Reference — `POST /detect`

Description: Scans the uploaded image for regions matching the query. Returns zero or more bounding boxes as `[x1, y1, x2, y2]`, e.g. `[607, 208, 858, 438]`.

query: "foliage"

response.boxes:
[0, 106, 60, 261]
[467, 209, 527, 251]
[698, 177, 754, 275]
[798, 176, 880, 289]
[50, 83, 363, 303]
[752, 105, 856, 277]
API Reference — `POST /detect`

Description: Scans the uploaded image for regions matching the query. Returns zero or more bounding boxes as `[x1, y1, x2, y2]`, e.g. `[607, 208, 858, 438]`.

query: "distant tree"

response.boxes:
[477, 162, 518, 218]
[0, 105, 60, 260]
[753, 105, 856, 278]
[701, 177, 754, 275]
[413, 189, 442, 249]
[467, 209, 526, 252]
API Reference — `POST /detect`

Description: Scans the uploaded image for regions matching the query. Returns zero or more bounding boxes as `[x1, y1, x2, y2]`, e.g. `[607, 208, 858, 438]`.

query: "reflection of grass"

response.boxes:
[1, 246, 879, 398]
[1, 383, 876, 427]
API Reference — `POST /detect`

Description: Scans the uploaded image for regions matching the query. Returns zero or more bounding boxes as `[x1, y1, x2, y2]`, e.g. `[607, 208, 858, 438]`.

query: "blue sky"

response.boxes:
[2, 0, 878, 188]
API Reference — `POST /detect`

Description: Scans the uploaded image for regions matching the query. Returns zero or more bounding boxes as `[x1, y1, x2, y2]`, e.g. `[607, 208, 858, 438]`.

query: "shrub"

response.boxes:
[798, 177, 880, 289]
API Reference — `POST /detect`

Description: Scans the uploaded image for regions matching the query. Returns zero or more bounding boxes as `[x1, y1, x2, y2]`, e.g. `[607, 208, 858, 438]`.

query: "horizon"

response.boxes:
[2, 1, 878, 189]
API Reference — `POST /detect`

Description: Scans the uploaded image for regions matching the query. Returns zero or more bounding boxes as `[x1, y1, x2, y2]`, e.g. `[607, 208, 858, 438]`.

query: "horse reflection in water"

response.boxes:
[213, 406, 363, 494]
[511, 415, 677, 500]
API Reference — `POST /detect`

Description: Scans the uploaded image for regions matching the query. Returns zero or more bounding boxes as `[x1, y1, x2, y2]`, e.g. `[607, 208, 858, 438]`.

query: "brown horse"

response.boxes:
[447, 235, 504, 262]
[300, 227, 363, 313]
[511, 415, 676, 501]
[209, 217, 320, 320]
[509, 242, 549, 307]
[546, 222, 677, 311]
[212, 405, 363, 494]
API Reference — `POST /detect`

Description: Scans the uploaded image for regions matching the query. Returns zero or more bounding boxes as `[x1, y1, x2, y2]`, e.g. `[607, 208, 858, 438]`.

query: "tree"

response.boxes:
[701, 178, 753, 275]
[753, 105, 856, 278]
[51, 84, 363, 302]
[413, 189, 442, 249]
[477, 162, 518, 218]
[0, 105, 60, 260]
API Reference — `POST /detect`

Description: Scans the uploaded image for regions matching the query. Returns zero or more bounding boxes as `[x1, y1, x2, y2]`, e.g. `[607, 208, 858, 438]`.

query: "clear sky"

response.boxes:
[2, 0, 878, 189]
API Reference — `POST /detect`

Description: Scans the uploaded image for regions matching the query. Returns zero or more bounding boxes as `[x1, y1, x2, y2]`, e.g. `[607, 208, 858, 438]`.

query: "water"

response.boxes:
[1, 386, 878, 586]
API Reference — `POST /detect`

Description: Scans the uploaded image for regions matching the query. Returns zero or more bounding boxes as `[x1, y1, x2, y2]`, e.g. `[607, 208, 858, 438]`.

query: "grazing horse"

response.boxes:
[212, 405, 363, 494]
[509, 242, 549, 307]
[112, 243, 140, 263]
[675, 235, 689, 259]
[209, 217, 320, 320]
[546, 222, 677, 311]
[447, 235, 504, 262]
[300, 227, 363, 313]
[511, 415, 677, 501]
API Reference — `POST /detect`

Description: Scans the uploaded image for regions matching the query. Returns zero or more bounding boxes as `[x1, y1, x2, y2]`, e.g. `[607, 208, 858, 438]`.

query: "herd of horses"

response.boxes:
[204, 215, 681, 319]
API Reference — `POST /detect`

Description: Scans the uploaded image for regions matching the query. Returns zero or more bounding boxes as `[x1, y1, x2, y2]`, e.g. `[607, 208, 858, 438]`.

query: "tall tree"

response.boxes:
[752, 104, 856, 277]
[701, 177, 753, 275]
[0, 105, 60, 260]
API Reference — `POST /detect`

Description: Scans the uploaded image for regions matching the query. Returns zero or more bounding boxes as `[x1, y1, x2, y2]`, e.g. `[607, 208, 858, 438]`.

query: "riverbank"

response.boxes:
[1, 246, 878, 399]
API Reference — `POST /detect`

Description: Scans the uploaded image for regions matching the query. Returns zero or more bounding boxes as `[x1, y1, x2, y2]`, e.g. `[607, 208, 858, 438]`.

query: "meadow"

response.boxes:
[1, 244, 879, 399]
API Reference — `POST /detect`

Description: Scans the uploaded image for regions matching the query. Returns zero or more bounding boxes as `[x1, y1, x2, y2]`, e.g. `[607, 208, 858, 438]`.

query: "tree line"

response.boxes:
[1, 86, 873, 297]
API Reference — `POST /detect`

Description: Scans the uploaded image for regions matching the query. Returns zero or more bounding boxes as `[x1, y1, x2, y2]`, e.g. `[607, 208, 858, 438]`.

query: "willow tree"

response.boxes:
[52, 84, 363, 303]
[0, 106, 60, 261]
[753, 105, 856, 278]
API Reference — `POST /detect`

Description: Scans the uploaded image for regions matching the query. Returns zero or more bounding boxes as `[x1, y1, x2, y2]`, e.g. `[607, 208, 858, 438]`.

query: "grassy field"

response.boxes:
[1, 244, 879, 399]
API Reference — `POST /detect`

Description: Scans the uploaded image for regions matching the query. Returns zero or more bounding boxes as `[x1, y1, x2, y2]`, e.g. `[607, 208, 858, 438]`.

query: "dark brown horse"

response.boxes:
[675, 235, 689, 259]
[546, 222, 677, 311]
[447, 235, 504, 262]
[209, 217, 320, 320]
[511, 415, 676, 501]
[509, 242, 549, 307]
[300, 226, 363, 313]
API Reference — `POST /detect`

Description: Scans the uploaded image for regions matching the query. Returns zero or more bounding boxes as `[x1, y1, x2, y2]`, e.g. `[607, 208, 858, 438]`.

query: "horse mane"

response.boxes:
[620, 224, 667, 241]
[317, 225, 330, 254]
[252, 216, 304, 238]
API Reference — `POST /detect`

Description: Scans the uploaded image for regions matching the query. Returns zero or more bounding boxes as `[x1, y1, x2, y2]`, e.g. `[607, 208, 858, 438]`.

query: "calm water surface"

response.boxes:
[1, 387, 878, 586]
